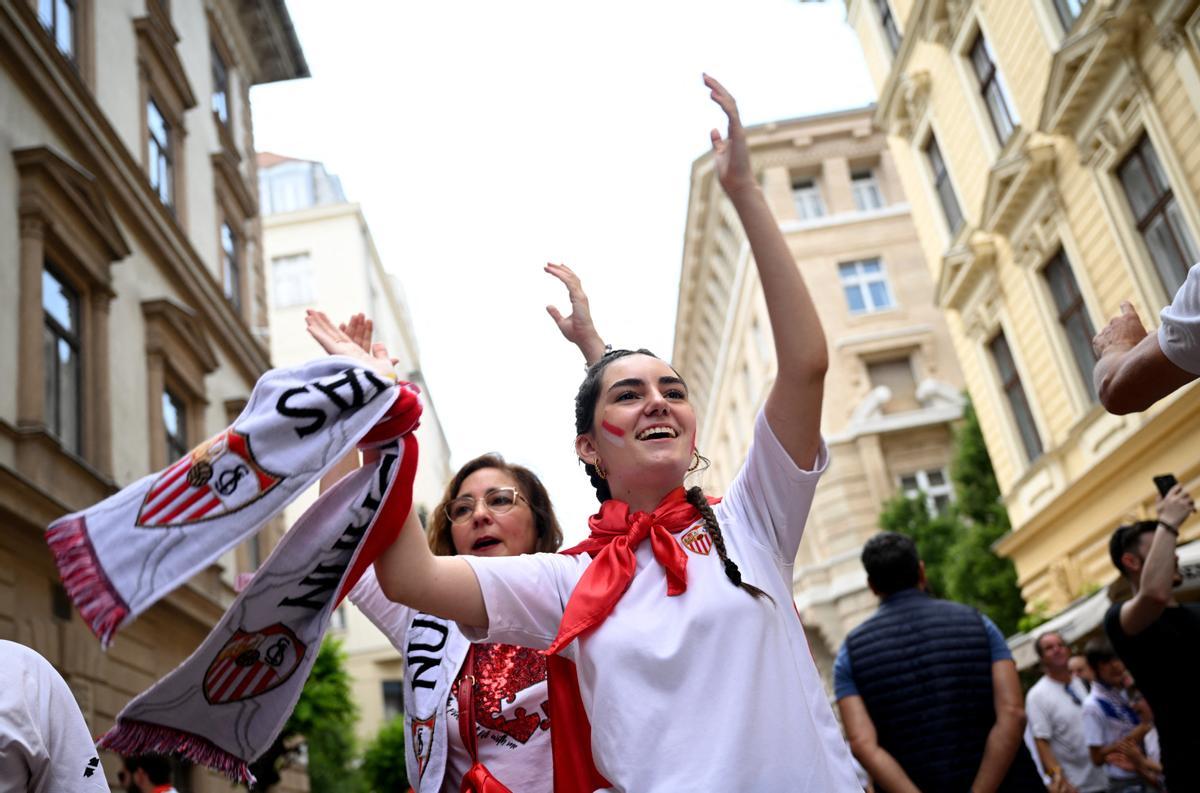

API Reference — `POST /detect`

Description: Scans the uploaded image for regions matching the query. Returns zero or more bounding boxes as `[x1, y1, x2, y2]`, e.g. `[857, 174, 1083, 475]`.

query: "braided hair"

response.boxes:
[575, 348, 770, 601]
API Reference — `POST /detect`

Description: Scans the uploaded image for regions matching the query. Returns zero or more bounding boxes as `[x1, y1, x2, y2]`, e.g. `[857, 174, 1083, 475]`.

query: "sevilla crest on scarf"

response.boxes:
[137, 429, 282, 528]
[411, 715, 435, 779]
[680, 525, 712, 556]
[203, 623, 306, 705]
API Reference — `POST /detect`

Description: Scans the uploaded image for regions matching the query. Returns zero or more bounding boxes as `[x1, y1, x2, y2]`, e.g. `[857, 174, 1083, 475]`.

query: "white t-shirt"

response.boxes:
[349, 571, 553, 793]
[1159, 262, 1200, 375]
[443, 644, 552, 793]
[0, 640, 108, 793]
[1026, 675, 1107, 791]
[462, 410, 860, 792]
[1081, 684, 1139, 780]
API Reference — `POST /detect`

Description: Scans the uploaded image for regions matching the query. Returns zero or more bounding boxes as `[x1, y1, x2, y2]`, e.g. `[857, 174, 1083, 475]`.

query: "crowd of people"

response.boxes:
[4, 75, 1200, 792]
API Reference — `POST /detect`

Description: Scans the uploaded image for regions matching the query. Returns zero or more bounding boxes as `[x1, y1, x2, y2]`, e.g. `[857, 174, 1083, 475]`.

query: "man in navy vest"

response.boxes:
[835, 532, 1044, 792]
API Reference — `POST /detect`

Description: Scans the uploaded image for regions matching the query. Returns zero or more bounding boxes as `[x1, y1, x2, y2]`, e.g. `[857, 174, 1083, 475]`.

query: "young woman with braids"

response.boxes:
[307, 76, 859, 790]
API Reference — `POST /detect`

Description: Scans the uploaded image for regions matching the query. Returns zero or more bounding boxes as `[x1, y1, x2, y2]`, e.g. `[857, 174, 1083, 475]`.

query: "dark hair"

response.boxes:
[123, 754, 172, 785]
[1084, 638, 1118, 673]
[575, 349, 767, 600]
[1109, 520, 1158, 577]
[574, 348, 661, 503]
[427, 453, 563, 556]
[1034, 631, 1063, 659]
[861, 532, 921, 596]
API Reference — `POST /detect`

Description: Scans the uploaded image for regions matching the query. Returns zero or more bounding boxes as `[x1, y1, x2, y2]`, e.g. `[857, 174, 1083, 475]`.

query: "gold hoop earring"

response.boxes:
[594, 458, 608, 480]
[688, 449, 703, 473]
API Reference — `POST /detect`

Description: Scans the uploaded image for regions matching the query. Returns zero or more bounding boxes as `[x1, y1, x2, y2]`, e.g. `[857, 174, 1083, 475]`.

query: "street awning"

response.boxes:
[1009, 538, 1200, 669]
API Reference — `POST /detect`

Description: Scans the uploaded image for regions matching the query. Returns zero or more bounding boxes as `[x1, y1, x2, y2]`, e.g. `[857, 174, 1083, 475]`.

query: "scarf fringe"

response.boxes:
[45, 516, 129, 647]
[99, 718, 255, 785]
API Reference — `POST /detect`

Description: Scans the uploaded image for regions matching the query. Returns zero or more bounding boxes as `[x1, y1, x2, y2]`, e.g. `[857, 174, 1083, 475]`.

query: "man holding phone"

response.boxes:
[1105, 477, 1198, 790]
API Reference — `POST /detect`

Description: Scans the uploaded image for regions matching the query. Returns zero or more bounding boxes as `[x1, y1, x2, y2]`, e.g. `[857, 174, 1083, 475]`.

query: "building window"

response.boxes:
[259, 163, 315, 214]
[968, 33, 1016, 145]
[874, 0, 901, 54]
[1052, 0, 1086, 30]
[43, 267, 82, 455]
[925, 135, 964, 236]
[839, 258, 895, 314]
[990, 331, 1043, 461]
[221, 221, 241, 312]
[1118, 134, 1198, 296]
[382, 680, 403, 722]
[867, 357, 919, 413]
[211, 45, 229, 126]
[851, 170, 884, 211]
[37, 0, 76, 60]
[1043, 250, 1097, 400]
[147, 99, 173, 210]
[900, 468, 953, 516]
[271, 253, 315, 308]
[792, 179, 825, 220]
[162, 388, 188, 463]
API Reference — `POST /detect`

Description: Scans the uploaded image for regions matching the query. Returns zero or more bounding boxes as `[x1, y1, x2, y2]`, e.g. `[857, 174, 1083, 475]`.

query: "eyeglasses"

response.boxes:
[445, 487, 526, 524]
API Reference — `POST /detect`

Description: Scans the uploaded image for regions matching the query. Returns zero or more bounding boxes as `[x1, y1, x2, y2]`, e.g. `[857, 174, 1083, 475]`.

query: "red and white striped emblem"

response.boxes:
[203, 623, 306, 705]
[412, 715, 435, 778]
[681, 526, 712, 556]
[136, 429, 282, 528]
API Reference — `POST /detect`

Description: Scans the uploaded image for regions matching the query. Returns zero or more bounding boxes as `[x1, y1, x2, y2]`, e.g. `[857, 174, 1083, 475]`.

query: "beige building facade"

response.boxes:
[0, 0, 309, 790]
[845, 0, 1200, 631]
[259, 153, 454, 743]
[674, 107, 966, 681]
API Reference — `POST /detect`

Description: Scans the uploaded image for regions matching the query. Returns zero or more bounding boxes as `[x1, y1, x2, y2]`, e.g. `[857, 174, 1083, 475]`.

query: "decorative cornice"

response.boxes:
[133, 13, 197, 115]
[142, 298, 220, 376]
[979, 129, 1058, 236]
[1038, 0, 1139, 137]
[212, 150, 257, 220]
[936, 228, 998, 311]
[878, 68, 932, 139]
[921, 0, 973, 47]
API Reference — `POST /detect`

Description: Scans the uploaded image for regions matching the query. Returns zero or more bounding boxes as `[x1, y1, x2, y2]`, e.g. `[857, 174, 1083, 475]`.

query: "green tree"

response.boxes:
[878, 397, 1027, 635]
[360, 717, 407, 793]
[249, 638, 363, 792]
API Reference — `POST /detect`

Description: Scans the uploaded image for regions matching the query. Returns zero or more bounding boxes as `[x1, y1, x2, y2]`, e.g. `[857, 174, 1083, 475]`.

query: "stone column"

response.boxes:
[17, 215, 45, 428]
[89, 289, 113, 477]
[823, 156, 855, 215]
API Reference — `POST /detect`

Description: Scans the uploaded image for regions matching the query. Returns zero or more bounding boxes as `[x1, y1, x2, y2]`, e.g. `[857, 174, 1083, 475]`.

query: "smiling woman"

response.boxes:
[309, 76, 857, 792]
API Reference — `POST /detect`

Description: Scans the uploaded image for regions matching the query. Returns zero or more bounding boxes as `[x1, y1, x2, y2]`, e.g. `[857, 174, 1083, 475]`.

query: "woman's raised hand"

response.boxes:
[306, 309, 396, 380]
[545, 262, 608, 365]
[705, 74, 755, 198]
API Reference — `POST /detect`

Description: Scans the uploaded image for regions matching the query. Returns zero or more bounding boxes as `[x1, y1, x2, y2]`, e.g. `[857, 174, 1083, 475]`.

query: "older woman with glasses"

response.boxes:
[330, 264, 604, 793]
[309, 76, 858, 791]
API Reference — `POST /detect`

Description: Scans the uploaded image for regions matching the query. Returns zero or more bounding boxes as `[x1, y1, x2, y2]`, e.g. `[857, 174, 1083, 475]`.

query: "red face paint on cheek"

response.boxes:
[600, 420, 626, 438]
[600, 419, 627, 448]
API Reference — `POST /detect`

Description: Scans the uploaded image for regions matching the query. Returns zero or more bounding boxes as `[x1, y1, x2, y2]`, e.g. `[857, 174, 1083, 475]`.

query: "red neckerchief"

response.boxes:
[544, 486, 718, 793]
[545, 487, 706, 655]
[152, 786, 175, 793]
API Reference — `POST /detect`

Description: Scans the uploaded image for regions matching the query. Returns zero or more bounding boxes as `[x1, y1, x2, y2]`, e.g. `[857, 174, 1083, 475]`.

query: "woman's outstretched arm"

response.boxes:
[305, 309, 488, 627]
[545, 262, 608, 365]
[706, 75, 828, 470]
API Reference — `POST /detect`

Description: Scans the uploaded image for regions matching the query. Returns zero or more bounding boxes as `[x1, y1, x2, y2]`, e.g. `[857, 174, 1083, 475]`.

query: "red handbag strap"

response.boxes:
[456, 644, 479, 761]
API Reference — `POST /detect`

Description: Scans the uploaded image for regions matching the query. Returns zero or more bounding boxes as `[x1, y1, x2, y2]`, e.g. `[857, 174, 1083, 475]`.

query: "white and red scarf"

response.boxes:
[45, 357, 422, 783]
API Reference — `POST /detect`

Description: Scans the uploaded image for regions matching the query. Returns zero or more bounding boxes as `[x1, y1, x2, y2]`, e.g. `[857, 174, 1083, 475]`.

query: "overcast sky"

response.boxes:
[251, 0, 876, 541]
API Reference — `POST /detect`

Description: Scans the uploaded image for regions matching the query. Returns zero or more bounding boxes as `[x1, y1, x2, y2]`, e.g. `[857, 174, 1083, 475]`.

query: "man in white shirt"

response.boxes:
[1093, 263, 1200, 413]
[1026, 631, 1106, 793]
[0, 640, 108, 793]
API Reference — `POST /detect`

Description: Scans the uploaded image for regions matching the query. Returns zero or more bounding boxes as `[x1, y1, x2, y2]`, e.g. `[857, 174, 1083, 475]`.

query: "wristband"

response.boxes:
[1158, 519, 1180, 536]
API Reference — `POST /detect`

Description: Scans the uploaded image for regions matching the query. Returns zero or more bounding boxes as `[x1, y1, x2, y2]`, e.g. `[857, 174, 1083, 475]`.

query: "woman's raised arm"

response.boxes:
[305, 310, 488, 627]
[706, 75, 828, 470]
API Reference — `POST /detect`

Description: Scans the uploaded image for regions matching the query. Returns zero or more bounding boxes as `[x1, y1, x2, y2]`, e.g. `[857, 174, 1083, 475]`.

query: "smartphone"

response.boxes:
[1154, 474, 1178, 498]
